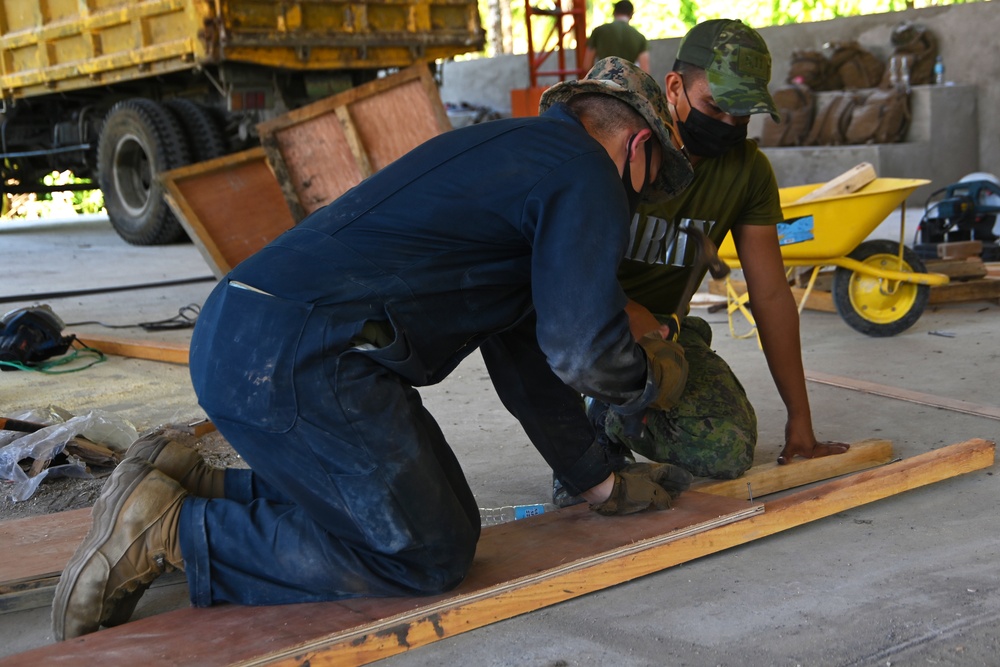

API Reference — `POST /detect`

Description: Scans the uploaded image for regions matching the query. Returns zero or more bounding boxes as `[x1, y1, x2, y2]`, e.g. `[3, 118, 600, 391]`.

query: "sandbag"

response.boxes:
[845, 87, 911, 144]
[759, 85, 815, 147]
[805, 91, 858, 146]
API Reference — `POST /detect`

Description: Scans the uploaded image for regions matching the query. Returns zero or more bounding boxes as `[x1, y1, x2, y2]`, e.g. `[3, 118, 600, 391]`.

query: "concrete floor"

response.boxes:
[1, 214, 998, 666]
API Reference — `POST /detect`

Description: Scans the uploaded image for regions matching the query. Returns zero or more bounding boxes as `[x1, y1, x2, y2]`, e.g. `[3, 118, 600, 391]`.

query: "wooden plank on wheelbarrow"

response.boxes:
[791, 162, 877, 204]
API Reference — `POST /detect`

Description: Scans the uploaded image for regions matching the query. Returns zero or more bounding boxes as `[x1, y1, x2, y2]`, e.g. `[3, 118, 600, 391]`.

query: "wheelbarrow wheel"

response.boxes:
[832, 239, 931, 337]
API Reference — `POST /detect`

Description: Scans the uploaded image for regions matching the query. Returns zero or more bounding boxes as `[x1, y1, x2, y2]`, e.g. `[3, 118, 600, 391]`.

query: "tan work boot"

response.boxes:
[126, 433, 226, 499]
[51, 459, 187, 641]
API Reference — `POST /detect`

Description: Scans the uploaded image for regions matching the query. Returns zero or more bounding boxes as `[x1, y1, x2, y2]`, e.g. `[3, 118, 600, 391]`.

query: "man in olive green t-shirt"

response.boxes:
[557, 20, 849, 505]
[583, 1, 650, 73]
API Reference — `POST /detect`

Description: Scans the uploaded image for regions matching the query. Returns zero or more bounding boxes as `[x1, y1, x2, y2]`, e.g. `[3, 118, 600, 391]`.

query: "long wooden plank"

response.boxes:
[255, 439, 993, 667]
[0, 493, 757, 666]
[695, 437, 894, 499]
[0, 438, 889, 601]
[927, 277, 1000, 304]
[790, 162, 876, 204]
[806, 370, 1000, 420]
[2, 439, 991, 667]
[72, 334, 189, 365]
[0, 509, 90, 590]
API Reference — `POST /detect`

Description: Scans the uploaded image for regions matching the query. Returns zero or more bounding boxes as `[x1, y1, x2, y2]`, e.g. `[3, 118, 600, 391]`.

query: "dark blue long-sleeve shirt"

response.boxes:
[229, 103, 654, 414]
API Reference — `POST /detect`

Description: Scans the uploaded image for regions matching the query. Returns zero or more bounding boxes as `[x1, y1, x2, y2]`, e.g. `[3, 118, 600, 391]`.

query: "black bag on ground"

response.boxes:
[827, 41, 886, 89]
[759, 85, 815, 147]
[805, 91, 858, 146]
[844, 87, 911, 144]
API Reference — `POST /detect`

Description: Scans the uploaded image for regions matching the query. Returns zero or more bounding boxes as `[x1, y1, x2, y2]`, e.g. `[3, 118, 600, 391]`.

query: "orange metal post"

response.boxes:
[511, 0, 587, 117]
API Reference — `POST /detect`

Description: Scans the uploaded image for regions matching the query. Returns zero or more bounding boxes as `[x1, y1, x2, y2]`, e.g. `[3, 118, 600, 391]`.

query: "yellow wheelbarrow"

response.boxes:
[718, 177, 950, 338]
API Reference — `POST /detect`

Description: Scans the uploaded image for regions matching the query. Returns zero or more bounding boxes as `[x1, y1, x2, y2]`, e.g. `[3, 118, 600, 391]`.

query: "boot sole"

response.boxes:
[51, 458, 154, 641]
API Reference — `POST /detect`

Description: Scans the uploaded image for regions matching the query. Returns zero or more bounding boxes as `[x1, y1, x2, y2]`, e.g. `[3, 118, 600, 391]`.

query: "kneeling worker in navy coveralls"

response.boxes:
[53, 57, 697, 639]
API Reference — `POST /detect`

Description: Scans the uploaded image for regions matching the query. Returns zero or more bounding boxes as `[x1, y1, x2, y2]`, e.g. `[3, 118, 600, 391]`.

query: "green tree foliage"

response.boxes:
[484, 0, 987, 56]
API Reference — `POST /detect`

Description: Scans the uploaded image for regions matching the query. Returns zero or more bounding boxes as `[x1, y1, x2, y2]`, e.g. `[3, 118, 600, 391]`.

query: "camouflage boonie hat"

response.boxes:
[539, 57, 693, 201]
[676, 19, 779, 122]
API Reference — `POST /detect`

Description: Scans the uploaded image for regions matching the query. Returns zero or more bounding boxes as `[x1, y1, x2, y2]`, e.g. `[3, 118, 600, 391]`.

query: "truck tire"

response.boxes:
[98, 99, 192, 245]
[164, 99, 227, 163]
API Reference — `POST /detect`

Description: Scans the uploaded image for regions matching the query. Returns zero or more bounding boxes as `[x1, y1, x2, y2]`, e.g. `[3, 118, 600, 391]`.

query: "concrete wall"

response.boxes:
[439, 2, 1000, 182]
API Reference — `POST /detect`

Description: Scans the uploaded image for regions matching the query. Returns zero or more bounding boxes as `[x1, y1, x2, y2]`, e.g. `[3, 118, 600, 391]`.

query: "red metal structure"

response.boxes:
[511, 0, 588, 116]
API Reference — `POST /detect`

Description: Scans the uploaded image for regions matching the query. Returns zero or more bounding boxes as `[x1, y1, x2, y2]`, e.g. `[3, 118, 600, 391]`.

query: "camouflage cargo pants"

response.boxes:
[601, 316, 757, 479]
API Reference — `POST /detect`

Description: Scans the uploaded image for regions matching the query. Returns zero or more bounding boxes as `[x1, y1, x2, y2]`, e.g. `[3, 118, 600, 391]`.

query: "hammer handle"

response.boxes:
[0, 417, 48, 433]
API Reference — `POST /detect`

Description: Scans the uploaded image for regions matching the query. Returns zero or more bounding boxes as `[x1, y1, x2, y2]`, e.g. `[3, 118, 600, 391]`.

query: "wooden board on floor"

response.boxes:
[257, 64, 451, 221]
[161, 147, 295, 278]
[0, 437, 890, 608]
[806, 370, 1000, 421]
[924, 257, 988, 281]
[71, 334, 190, 365]
[695, 438, 894, 499]
[1, 440, 991, 666]
[927, 277, 1000, 304]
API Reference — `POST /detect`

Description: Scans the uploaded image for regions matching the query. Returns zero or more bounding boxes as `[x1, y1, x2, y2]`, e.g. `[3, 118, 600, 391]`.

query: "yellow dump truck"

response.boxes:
[0, 0, 483, 244]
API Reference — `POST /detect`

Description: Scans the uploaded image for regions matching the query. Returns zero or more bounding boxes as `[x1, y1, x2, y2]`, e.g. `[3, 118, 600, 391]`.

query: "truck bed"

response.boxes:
[0, 0, 484, 100]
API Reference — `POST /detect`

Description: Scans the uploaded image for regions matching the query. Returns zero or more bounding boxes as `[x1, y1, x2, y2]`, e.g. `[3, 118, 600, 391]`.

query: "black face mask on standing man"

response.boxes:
[621, 133, 653, 220]
[676, 81, 747, 159]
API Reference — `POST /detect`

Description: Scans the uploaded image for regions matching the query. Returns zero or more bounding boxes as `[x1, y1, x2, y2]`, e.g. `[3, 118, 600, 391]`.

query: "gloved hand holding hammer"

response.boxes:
[617, 225, 731, 441]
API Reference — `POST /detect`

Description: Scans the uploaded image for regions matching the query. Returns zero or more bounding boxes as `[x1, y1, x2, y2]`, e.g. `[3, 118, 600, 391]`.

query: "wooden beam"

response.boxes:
[695, 438, 894, 499]
[924, 257, 988, 281]
[790, 162, 876, 204]
[2, 440, 990, 667]
[251, 439, 995, 667]
[72, 334, 189, 365]
[0, 437, 879, 612]
[927, 277, 1000, 304]
[806, 370, 1000, 421]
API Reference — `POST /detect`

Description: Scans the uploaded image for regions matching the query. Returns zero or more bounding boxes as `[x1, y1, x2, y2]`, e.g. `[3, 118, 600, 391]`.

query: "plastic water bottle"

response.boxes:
[934, 55, 945, 85]
[889, 56, 900, 87]
[479, 503, 558, 526]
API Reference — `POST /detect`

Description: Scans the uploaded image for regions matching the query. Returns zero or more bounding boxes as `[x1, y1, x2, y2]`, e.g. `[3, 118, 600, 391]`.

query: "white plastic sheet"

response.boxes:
[0, 408, 137, 501]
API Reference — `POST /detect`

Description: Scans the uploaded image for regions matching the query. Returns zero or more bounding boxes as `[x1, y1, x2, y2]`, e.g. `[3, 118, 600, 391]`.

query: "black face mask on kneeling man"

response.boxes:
[621, 132, 653, 220]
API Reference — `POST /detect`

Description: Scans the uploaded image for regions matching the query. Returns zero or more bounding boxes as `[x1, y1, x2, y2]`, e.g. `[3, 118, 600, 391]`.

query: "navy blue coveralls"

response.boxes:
[183, 103, 660, 606]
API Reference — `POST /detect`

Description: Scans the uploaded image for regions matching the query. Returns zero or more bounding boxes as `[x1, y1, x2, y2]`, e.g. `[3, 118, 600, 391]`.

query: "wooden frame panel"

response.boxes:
[160, 147, 295, 278]
[257, 64, 451, 220]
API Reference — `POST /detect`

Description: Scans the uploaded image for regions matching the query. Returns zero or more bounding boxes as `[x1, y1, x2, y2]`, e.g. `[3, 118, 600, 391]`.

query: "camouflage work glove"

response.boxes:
[590, 462, 694, 516]
[638, 331, 689, 412]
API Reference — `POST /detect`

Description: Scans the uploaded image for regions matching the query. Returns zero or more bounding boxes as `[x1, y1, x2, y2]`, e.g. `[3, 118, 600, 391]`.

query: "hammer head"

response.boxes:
[681, 226, 731, 279]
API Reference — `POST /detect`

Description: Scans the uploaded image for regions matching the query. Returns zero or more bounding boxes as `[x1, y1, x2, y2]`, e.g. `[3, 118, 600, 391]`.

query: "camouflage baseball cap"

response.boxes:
[675, 19, 779, 122]
[539, 57, 693, 201]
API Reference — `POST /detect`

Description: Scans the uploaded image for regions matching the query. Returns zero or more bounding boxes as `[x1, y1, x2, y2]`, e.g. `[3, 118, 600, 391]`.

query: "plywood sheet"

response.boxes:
[0, 493, 757, 665]
[161, 147, 295, 278]
[0, 508, 90, 592]
[1, 439, 992, 667]
[257, 64, 451, 220]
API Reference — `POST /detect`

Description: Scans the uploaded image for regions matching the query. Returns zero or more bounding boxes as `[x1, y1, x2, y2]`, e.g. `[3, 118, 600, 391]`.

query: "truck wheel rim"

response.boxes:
[112, 132, 153, 218]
